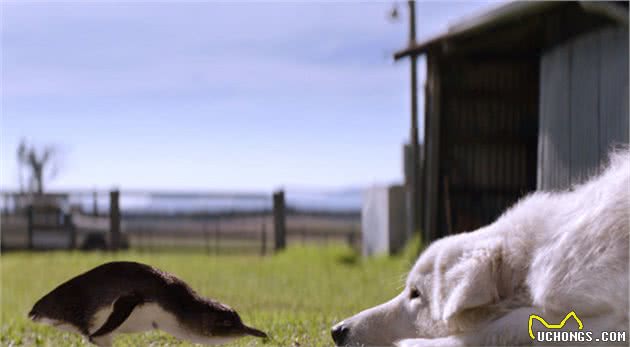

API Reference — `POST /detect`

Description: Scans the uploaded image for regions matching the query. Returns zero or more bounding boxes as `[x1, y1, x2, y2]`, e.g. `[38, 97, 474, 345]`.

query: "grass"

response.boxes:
[1, 241, 419, 347]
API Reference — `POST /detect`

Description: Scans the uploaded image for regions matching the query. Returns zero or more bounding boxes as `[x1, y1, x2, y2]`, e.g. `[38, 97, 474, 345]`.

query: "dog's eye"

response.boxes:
[409, 287, 421, 300]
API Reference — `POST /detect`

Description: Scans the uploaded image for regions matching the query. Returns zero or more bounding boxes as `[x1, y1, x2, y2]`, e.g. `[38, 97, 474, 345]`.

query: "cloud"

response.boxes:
[3, 2, 410, 99]
[1, 1, 501, 190]
[3, 1, 498, 100]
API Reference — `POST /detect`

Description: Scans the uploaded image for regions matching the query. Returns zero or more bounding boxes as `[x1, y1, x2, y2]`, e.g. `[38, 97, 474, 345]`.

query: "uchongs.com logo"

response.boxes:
[528, 311, 627, 343]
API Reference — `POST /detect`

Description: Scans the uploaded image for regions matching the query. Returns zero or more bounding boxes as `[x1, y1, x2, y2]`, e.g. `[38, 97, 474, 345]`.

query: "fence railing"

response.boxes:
[0, 189, 361, 254]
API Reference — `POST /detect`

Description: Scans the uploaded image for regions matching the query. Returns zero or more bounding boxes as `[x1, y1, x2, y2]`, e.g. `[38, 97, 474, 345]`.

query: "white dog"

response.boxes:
[333, 150, 629, 346]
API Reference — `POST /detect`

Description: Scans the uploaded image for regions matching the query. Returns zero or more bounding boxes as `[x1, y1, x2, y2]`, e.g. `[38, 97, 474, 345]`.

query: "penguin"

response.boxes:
[28, 261, 267, 347]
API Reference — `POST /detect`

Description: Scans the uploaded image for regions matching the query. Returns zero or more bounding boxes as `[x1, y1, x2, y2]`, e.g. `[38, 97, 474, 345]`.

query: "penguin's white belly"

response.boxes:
[92, 303, 237, 345]
[115, 303, 166, 333]
[89, 303, 164, 334]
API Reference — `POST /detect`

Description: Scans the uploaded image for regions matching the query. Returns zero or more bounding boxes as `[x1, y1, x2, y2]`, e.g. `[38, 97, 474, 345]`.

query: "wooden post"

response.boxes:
[260, 223, 267, 256]
[443, 176, 453, 235]
[66, 213, 76, 250]
[214, 219, 220, 255]
[92, 190, 98, 216]
[273, 190, 286, 251]
[150, 229, 154, 252]
[139, 226, 145, 252]
[109, 190, 121, 251]
[424, 54, 441, 244]
[203, 221, 210, 255]
[347, 228, 355, 248]
[27, 205, 34, 250]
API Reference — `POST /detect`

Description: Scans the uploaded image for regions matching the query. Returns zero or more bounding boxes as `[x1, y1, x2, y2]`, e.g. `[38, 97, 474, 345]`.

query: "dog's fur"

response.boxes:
[335, 150, 629, 346]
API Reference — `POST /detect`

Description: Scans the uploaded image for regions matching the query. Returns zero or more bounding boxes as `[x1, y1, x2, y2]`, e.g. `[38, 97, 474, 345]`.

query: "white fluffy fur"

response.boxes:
[336, 150, 629, 346]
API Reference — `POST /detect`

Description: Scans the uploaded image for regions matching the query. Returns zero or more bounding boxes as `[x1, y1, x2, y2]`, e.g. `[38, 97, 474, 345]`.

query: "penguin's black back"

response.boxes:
[30, 261, 232, 335]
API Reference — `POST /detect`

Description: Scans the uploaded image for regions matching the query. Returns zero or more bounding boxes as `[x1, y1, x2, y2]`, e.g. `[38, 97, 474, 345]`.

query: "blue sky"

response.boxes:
[1, 1, 498, 192]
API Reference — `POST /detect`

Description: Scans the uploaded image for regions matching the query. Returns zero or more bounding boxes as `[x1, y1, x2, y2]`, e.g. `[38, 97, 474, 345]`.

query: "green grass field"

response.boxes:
[1, 243, 419, 347]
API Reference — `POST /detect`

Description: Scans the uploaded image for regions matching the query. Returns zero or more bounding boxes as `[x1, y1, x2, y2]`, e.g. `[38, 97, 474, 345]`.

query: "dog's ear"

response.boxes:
[439, 241, 501, 321]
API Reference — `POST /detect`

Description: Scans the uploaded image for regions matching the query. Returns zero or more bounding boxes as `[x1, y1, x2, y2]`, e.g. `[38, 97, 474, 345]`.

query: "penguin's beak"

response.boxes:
[243, 325, 267, 338]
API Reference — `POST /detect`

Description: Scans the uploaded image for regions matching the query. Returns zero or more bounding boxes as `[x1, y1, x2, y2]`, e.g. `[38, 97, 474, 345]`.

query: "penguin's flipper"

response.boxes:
[90, 293, 144, 338]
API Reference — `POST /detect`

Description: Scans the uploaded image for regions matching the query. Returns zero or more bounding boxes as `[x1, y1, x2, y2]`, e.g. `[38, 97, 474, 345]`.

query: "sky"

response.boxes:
[1, 1, 499, 192]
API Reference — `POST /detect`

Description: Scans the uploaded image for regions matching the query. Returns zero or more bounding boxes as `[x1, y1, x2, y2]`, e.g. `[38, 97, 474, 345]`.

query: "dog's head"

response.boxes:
[332, 231, 504, 346]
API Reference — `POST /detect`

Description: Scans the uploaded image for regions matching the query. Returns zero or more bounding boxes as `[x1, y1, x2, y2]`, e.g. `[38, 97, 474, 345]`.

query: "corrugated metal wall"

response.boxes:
[538, 27, 629, 190]
[434, 59, 539, 238]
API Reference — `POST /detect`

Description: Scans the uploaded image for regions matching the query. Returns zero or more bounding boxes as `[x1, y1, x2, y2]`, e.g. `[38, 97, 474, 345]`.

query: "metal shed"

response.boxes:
[395, 1, 629, 242]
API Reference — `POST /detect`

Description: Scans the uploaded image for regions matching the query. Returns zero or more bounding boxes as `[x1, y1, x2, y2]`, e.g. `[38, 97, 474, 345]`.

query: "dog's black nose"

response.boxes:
[331, 322, 349, 345]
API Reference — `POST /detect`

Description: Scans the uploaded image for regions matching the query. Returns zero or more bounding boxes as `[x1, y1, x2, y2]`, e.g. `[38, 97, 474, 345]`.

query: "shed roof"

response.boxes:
[394, 1, 628, 60]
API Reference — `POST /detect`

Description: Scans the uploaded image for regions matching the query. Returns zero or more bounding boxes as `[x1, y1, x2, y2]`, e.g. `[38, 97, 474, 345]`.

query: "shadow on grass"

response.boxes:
[334, 233, 425, 267]
[335, 252, 359, 266]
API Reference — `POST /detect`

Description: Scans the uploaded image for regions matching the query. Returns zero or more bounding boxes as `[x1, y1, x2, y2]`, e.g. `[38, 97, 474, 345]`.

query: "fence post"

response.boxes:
[273, 190, 286, 252]
[110, 190, 121, 251]
[214, 218, 220, 255]
[263, 227, 267, 255]
[27, 205, 34, 250]
[66, 213, 76, 250]
[203, 221, 210, 255]
[347, 228, 357, 248]
[92, 190, 98, 216]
